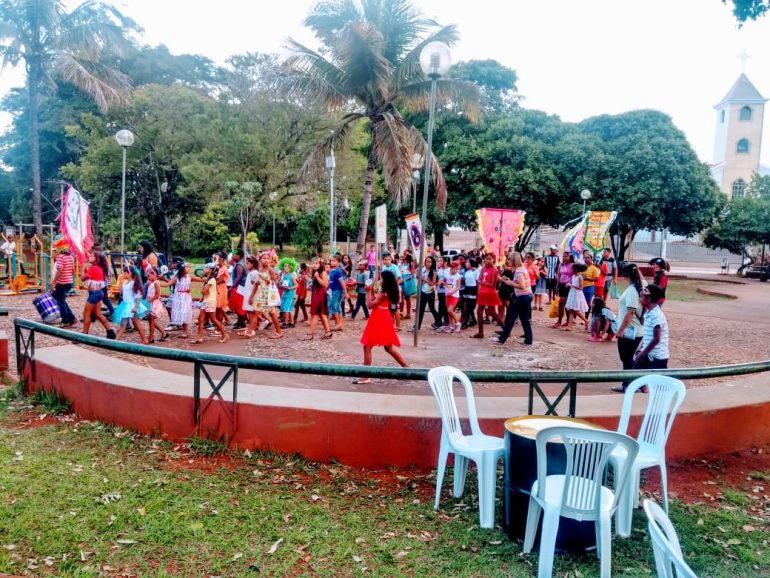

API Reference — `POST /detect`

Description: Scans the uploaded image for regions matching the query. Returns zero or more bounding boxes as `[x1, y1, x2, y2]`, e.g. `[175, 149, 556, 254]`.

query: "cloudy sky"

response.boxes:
[2, 0, 769, 166]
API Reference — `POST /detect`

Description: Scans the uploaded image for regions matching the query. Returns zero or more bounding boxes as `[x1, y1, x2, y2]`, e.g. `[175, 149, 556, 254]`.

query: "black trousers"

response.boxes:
[417, 292, 439, 329]
[53, 283, 75, 324]
[617, 336, 643, 387]
[351, 294, 369, 319]
[436, 293, 449, 327]
[498, 293, 533, 344]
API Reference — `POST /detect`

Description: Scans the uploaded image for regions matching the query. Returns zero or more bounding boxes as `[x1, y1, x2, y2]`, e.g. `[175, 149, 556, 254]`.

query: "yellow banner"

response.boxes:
[584, 211, 617, 252]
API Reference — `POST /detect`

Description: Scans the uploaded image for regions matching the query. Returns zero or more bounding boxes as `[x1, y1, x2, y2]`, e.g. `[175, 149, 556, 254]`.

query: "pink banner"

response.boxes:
[476, 208, 526, 262]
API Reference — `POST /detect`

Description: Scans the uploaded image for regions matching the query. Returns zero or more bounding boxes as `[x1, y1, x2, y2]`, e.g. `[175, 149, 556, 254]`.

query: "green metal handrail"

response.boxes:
[14, 317, 770, 383]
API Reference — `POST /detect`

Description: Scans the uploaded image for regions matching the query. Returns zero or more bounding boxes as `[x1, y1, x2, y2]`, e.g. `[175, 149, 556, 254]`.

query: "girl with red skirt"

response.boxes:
[354, 270, 408, 384]
[473, 253, 505, 338]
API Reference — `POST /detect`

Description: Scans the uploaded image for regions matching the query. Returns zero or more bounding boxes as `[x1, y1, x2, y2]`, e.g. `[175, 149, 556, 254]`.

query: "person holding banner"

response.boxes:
[472, 254, 505, 339]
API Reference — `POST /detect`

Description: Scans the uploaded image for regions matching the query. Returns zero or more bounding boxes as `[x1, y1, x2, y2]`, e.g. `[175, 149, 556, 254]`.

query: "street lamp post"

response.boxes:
[414, 41, 451, 347]
[326, 134, 336, 256]
[115, 129, 134, 254]
[411, 153, 421, 214]
[580, 188, 592, 215]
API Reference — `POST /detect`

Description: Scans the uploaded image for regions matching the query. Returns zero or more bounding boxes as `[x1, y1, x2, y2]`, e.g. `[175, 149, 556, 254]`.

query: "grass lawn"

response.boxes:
[615, 279, 733, 302]
[1, 386, 768, 577]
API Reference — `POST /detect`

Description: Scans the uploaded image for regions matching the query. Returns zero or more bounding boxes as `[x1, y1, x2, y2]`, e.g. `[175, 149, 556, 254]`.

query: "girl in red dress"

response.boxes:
[354, 270, 408, 384]
[473, 253, 505, 338]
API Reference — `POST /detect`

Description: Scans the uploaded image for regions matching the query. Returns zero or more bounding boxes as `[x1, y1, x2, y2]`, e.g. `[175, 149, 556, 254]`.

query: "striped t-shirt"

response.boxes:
[641, 305, 669, 360]
[55, 254, 75, 284]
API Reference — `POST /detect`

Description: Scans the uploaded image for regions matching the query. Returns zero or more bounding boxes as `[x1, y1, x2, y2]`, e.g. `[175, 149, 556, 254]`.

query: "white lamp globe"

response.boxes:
[580, 189, 592, 201]
[115, 129, 134, 147]
[419, 41, 451, 78]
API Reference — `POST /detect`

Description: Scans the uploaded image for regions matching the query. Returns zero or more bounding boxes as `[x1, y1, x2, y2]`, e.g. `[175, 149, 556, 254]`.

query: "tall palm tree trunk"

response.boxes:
[27, 61, 43, 236]
[355, 144, 378, 258]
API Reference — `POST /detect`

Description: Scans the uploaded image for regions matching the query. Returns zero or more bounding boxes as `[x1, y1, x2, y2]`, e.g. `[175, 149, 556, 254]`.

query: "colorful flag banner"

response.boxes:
[560, 215, 586, 258]
[405, 213, 423, 255]
[583, 211, 617, 252]
[475, 208, 526, 263]
[59, 184, 94, 261]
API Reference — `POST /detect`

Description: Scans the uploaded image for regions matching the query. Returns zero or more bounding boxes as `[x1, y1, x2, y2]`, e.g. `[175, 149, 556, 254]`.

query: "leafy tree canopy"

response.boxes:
[724, 0, 769, 22]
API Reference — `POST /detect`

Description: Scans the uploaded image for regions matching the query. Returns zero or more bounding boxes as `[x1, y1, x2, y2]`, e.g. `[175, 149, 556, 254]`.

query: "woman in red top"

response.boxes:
[81, 251, 116, 339]
[354, 270, 408, 384]
[473, 253, 504, 338]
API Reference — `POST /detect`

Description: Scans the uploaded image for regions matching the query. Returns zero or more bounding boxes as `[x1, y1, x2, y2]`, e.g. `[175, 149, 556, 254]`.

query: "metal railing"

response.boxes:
[14, 318, 770, 422]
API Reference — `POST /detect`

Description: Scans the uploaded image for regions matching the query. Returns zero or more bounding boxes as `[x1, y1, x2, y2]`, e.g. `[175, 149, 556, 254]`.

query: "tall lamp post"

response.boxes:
[326, 134, 336, 255]
[115, 129, 134, 254]
[580, 188, 592, 215]
[411, 153, 421, 214]
[414, 41, 451, 347]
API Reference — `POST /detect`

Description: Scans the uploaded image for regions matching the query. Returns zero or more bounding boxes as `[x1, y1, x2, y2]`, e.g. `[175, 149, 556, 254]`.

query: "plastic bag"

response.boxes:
[267, 281, 281, 307]
[610, 283, 620, 299]
[548, 297, 560, 318]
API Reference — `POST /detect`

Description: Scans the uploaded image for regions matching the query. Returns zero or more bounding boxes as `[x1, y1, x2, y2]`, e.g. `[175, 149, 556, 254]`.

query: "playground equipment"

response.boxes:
[0, 224, 55, 295]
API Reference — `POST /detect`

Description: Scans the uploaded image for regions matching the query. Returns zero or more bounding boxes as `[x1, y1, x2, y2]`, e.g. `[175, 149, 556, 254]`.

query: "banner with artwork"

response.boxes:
[404, 213, 423, 255]
[59, 184, 94, 261]
[583, 211, 617, 252]
[475, 208, 526, 263]
[560, 215, 586, 258]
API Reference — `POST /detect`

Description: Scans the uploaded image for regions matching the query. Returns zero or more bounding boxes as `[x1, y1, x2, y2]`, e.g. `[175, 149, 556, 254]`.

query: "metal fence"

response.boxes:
[14, 318, 770, 423]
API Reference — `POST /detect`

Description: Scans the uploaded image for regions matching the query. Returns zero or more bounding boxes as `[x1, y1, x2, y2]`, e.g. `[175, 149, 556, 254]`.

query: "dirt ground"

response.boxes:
[2, 276, 768, 395]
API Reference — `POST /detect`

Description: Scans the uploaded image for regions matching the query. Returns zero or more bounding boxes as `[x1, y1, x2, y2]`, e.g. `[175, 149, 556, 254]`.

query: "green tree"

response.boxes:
[724, 0, 769, 22]
[577, 110, 723, 259]
[0, 0, 139, 235]
[703, 175, 770, 255]
[283, 0, 482, 257]
[62, 84, 220, 255]
[442, 108, 603, 251]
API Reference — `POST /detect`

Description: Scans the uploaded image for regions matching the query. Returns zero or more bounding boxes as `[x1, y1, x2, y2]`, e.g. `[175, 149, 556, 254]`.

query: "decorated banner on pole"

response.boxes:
[475, 208, 526, 263]
[375, 204, 388, 244]
[59, 184, 94, 261]
[404, 213, 423, 255]
[560, 215, 587, 258]
[583, 210, 617, 252]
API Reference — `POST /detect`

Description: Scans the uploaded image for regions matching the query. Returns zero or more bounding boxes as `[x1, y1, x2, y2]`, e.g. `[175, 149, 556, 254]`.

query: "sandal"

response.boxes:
[189, 338, 204, 344]
[301, 334, 314, 341]
[471, 333, 484, 339]
[611, 386, 626, 394]
[269, 333, 283, 339]
[219, 335, 230, 344]
[159, 333, 169, 342]
[352, 378, 372, 384]
[238, 332, 256, 339]
[321, 331, 333, 339]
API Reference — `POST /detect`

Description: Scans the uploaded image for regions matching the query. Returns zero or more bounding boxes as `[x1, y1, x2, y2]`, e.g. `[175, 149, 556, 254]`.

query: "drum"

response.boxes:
[503, 415, 605, 552]
[33, 293, 60, 323]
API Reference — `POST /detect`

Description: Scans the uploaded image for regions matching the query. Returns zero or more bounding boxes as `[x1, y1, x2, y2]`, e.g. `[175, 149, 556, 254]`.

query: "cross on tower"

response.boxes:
[737, 49, 752, 74]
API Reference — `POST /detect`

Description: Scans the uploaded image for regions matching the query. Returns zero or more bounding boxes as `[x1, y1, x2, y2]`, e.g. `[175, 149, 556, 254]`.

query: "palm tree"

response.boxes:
[283, 0, 481, 256]
[0, 0, 137, 235]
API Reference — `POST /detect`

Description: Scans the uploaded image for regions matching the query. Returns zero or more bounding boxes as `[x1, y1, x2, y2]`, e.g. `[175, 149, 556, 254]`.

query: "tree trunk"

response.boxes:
[27, 62, 43, 236]
[355, 143, 378, 258]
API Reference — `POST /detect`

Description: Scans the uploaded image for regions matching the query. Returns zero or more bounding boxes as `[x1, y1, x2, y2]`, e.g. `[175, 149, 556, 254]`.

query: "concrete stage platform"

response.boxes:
[23, 345, 770, 468]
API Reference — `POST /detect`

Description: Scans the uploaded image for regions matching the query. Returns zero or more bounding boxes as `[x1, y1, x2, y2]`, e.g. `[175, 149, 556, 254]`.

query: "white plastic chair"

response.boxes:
[523, 426, 639, 578]
[643, 499, 698, 578]
[427, 366, 505, 529]
[610, 375, 686, 537]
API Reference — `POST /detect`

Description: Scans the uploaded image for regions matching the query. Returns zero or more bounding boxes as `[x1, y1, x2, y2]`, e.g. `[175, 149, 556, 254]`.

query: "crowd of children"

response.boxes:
[48, 236, 670, 385]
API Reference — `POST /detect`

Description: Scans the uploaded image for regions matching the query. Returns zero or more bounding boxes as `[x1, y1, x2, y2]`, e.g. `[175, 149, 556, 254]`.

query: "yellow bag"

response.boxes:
[548, 297, 560, 318]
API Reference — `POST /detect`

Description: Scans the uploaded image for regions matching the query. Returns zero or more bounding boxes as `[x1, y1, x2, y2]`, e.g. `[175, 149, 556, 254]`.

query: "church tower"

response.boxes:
[711, 73, 768, 198]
